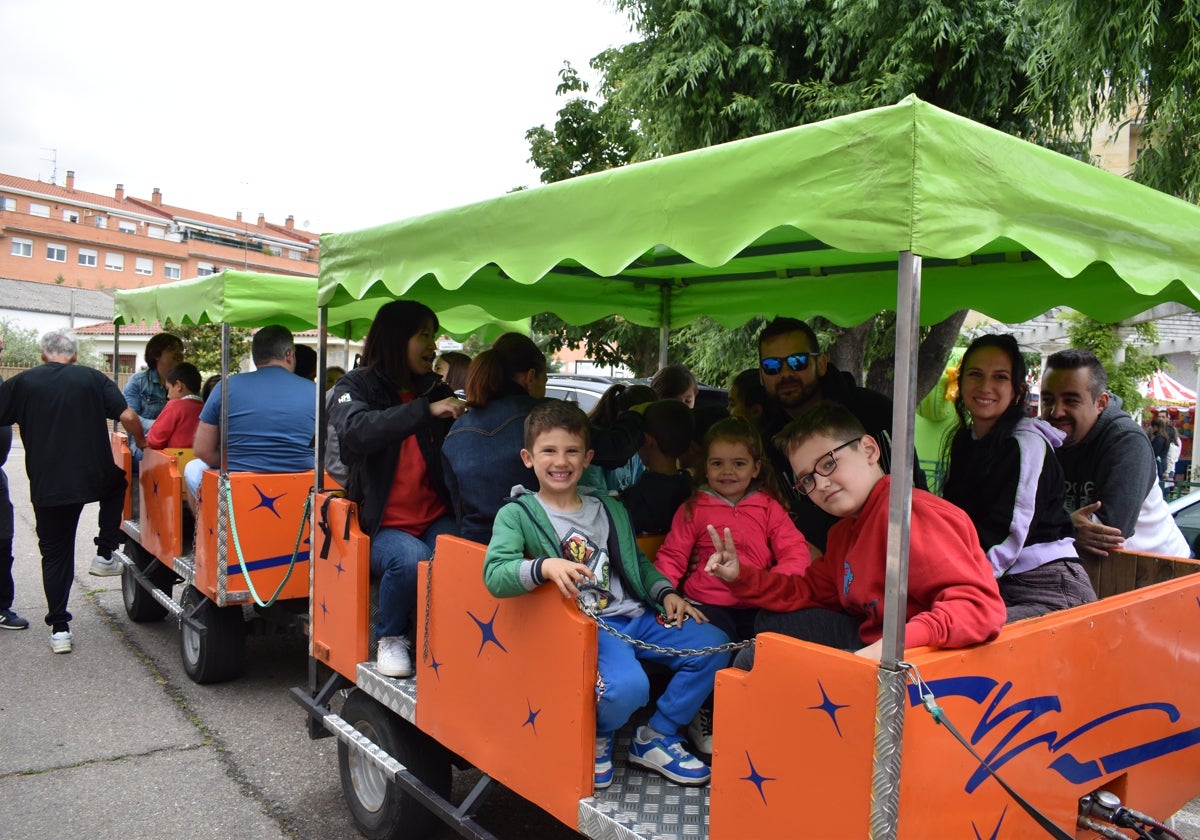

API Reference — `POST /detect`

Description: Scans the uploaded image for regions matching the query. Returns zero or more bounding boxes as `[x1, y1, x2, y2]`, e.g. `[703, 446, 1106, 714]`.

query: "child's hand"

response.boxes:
[661, 593, 708, 627]
[541, 557, 594, 599]
[703, 525, 741, 581]
[854, 639, 883, 660]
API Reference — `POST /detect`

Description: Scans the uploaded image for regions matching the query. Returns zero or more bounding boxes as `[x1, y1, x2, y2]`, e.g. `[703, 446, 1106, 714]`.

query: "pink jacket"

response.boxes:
[654, 489, 811, 608]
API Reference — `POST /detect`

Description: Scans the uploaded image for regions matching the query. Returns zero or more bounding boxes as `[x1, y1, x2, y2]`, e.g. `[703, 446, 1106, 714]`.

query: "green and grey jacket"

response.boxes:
[483, 490, 677, 612]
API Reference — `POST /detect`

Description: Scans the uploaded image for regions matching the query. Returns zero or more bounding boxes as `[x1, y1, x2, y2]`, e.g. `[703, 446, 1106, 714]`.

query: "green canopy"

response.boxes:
[113, 270, 525, 341]
[319, 95, 1200, 327]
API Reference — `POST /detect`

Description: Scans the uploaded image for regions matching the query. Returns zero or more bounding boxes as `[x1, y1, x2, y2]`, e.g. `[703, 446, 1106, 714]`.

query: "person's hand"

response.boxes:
[134, 434, 149, 451]
[661, 593, 709, 626]
[540, 557, 594, 598]
[429, 396, 467, 420]
[1071, 502, 1124, 558]
[704, 525, 741, 581]
[854, 639, 883, 660]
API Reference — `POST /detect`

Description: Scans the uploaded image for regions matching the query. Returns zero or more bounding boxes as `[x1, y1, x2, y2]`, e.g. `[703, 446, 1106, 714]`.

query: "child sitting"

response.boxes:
[706, 403, 1006, 665]
[484, 400, 731, 788]
[727, 368, 771, 434]
[620, 400, 695, 534]
[656, 417, 811, 643]
[146, 362, 204, 449]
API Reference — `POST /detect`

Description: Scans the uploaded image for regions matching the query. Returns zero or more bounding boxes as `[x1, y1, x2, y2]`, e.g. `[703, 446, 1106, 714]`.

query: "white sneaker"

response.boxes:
[89, 554, 123, 576]
[687, 707, 714, 754]
[50, 630, 73, 654]
[377, 636, 413, 678]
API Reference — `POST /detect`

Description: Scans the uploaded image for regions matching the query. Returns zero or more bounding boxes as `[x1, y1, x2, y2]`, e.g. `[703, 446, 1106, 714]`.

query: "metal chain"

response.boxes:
[587, 609, 751, 657]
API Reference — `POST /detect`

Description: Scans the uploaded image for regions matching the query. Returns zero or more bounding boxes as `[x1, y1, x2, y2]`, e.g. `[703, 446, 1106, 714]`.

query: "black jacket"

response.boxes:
[328, 367, 455, 538]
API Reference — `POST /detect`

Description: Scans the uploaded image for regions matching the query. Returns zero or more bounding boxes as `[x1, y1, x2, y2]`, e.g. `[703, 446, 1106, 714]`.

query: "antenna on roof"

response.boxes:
[40, 147, 58, 184]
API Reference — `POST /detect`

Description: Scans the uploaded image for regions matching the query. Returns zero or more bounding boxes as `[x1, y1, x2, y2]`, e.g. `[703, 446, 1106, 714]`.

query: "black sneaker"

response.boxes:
[0, 608, 30, 630]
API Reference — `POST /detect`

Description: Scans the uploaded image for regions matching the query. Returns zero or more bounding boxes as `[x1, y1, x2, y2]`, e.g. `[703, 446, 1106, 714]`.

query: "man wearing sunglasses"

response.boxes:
[757, 317, 924, 551]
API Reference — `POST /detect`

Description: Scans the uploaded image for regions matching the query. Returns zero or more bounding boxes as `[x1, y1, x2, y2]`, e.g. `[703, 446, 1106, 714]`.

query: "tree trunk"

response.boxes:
[827, 323, 872, 384]
[864, 310, 968, 402]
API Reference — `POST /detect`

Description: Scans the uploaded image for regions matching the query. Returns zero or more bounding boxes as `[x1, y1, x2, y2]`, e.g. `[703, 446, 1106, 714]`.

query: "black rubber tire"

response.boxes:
[121, 542, 173, 623]
[179, 585, 246, 684]
[337, 690, 450, 840]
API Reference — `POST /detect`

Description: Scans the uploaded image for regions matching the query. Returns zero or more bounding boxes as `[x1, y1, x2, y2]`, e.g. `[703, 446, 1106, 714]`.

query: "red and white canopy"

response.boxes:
[1140, 371, 1197, 407]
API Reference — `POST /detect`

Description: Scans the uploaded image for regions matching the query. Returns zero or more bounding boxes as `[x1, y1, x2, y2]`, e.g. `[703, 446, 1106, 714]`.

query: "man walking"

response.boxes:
[1040, 349, 1189, 559]
[0, 329, 148, 652]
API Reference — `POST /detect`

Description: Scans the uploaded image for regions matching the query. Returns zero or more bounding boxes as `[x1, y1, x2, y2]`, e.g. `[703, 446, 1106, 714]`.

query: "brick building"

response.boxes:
[0, 170, 317, 291]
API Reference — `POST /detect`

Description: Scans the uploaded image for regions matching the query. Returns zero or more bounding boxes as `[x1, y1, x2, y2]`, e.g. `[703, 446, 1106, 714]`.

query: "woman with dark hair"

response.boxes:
[441, 333, 646, 543]
[941, 334, 1096, 621]
[328, 300, 467, 678]
[124, 332, 186, 430]
[434, 351, 471, 396]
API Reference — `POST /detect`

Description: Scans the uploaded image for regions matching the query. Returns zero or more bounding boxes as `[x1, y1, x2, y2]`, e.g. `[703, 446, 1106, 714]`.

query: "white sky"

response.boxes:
[0, 0, 634, 234]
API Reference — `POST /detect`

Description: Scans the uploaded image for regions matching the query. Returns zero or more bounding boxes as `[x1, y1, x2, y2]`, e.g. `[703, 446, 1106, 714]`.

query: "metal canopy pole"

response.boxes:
[868, 250, 922, 840]
[315, 306, 328, 493]
[657, 283, 671, 369]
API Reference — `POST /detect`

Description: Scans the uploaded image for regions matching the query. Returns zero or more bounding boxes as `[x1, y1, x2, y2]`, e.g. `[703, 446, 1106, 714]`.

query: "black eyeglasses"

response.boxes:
[760, 353, 814, 376]
[794, 439, 858, 496]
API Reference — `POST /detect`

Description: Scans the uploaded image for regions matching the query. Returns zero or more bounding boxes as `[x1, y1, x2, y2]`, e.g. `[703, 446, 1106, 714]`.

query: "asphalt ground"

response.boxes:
[1, 435, 1197, 840]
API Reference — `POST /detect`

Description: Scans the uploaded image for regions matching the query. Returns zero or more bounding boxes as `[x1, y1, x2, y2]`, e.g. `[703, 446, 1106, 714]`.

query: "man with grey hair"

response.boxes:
[0, 329, 147, 653]
[185, 325, 315, 500]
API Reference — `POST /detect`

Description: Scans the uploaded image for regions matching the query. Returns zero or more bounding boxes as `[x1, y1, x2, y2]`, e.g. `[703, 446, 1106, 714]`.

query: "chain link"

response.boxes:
[587, 608, 752, 657]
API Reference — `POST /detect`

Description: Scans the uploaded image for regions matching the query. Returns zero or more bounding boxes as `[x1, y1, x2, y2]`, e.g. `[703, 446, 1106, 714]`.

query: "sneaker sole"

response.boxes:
[51, 644, 72, 654]
[628, 752, 711, 785]
[89, 565, 123, 577]
[0, 623, 29, 630]
[376, 665, 414, 678]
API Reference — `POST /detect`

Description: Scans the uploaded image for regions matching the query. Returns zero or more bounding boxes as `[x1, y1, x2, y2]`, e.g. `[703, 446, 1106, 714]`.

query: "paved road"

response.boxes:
[1, 437, 1198, 840]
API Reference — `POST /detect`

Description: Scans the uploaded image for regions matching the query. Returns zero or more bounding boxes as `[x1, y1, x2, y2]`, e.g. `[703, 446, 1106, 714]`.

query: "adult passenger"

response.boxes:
[756, 316, 924, 551]
[0, 337, 24, 631]
[185, 325, 316, 499]
[441, 333, 646, 544]
[329, 301, 466, 678]
[1041, 349, 1190, 558]
[0, 329, 147, 653]
[940, 335, 1095, 621]
[123, 332, 185, 447]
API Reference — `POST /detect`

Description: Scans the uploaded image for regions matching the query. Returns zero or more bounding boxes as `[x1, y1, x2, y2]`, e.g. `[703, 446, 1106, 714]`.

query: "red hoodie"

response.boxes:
[727, 476, 1005, 649]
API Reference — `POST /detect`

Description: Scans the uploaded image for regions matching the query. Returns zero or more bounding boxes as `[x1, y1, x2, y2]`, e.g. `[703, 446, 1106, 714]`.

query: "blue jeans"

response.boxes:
[370, 515, 458, 638]
[595, 611, 731, 738]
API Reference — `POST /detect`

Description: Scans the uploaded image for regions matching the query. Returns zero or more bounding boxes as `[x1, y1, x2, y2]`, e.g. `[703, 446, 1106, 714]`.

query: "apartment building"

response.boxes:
[0, 170, 318, 291]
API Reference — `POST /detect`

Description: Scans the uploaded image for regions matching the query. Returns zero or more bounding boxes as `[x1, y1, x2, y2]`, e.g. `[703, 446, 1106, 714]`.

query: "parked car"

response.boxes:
[544, 374, 629, 413]
[1169, 489, 1200, 557]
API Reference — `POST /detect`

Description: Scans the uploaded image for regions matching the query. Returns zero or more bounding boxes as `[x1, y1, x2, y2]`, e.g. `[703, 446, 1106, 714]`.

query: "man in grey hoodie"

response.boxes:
[1041, 349, 1190, 559]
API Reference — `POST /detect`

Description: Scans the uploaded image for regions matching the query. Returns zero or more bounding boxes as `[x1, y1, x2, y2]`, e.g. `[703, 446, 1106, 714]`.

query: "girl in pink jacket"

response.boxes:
[653, 417, 812, 644]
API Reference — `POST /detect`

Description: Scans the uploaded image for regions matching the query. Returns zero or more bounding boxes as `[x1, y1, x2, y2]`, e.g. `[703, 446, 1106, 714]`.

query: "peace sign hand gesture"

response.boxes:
[704, 525, 741, 582]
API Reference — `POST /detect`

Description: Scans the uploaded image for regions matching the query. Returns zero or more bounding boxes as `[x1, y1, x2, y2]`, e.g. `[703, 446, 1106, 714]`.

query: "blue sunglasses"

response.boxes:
[760, 353, 814, 376]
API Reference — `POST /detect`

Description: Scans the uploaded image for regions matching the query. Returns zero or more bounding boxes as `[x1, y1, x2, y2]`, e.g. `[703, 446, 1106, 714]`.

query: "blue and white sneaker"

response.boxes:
[0, 608, 29, 630]
[595, 733, 614, 789]
[628, 726, 711, 785]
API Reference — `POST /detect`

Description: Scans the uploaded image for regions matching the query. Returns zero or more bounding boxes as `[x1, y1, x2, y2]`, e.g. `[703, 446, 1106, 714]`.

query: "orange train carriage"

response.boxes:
[297, 494, 1200, 839]
[296, 97, 1200, 838]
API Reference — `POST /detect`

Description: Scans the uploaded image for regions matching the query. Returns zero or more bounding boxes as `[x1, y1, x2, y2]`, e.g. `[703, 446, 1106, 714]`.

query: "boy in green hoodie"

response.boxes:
[484, 400, 731, 789]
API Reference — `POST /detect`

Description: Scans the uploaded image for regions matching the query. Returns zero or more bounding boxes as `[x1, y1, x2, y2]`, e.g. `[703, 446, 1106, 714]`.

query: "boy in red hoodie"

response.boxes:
[706, 402, 1005, 664]
[146, 363, 204, 450]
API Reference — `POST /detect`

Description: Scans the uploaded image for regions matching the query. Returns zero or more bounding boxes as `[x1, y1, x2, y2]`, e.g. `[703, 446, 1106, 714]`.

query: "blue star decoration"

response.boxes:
[334, 560, 345, 575]
[250, 485, 287, 519]
[810, 679, 850, 737]
[973, 805, 1007, 840]
[320, 598, 328, 620]
[468, 605, 508, 656]
[152, 479, 159, 496]
[523, 699, 541, 733]
[428, 650, 443, 680]
[740, 751, 776, 805]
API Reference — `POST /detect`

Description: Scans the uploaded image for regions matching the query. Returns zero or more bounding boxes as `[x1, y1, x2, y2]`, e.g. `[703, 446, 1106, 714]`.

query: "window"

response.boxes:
[118, 219, 137, 234]
[63, 210, 79, 223]
[46, 243, 66, 262]
[78, 248, 98, 267]
[287, 249, 301, 260]
[1, 197, 15, 211]
[11, 238, 32, 258]
[197, 261, 214, 276]
[135, 257, 153, 276]
[105, 252, 124, 271]
[29, 202, 49, 218]
[164, 262, 181, 280]
[95, 216, 107, 229]
[146, 225, 165, 239]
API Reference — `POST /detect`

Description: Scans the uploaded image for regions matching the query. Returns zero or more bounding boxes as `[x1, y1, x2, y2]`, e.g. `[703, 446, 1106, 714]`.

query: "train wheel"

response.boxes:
[179, 585, 245, 684]
[121, 542, 172, 623]
[338, 689, 450, 839]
